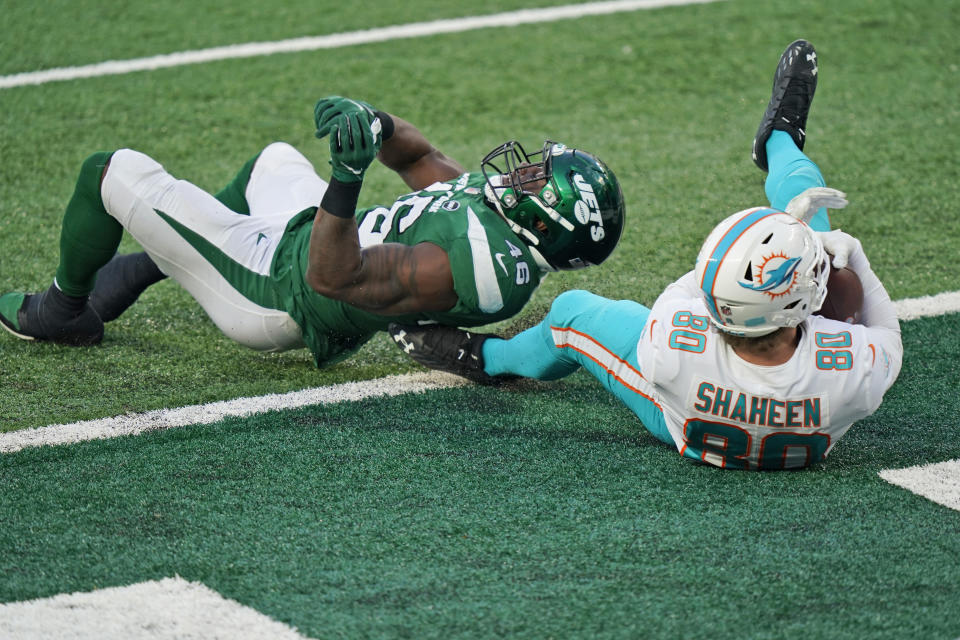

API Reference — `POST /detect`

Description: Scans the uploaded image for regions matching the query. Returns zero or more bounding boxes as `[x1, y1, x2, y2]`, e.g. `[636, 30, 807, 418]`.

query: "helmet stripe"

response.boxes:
[699, 207, 780, 322]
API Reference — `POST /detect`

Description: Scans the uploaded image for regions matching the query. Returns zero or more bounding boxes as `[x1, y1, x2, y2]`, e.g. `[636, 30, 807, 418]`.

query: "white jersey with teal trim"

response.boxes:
[636, 271, 901, 470]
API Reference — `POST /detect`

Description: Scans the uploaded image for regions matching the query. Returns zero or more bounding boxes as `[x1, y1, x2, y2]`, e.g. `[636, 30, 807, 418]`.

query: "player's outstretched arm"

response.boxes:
[306, 220, 458, 315]
[306, 106, 458, 315]
[376, 114, 465, 191]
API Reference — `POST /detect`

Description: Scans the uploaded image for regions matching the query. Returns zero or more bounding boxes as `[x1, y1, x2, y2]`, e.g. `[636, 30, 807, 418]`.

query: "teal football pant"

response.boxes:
[764, 130, 829, 231]
[483, 289, 672, 444]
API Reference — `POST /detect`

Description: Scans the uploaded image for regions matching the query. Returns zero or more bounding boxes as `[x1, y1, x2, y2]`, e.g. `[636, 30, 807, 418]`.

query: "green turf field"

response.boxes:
[1, 0, 959, 638]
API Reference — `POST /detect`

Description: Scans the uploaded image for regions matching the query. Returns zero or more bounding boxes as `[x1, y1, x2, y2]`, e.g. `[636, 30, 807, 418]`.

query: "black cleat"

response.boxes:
[0, 286, 103, 346]
[89, 252, 167, 322]
[388, 323, 506, 385]
[752, 39, 819, 172]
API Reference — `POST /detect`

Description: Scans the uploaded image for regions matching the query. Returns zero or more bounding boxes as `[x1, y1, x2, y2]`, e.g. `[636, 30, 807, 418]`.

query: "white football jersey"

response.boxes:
[636, 271, 902, 469]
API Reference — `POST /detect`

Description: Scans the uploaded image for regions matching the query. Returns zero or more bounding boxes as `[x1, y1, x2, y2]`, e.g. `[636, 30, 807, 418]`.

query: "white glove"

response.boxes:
[816, 229, 861, 269]
[785, 187, 848, 223]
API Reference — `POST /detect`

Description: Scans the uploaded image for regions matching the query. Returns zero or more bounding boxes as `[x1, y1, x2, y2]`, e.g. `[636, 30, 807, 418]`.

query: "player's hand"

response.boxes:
[314, 96, 377, 139]
[327, 111, 382, 183]
[785, 187, 848, 223]
[817, 229, 861, 269]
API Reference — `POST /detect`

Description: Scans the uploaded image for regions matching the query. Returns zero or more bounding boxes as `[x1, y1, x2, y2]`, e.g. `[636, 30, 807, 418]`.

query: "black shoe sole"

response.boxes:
[0, 310, 36, 341]
[752, 39, 818, 172]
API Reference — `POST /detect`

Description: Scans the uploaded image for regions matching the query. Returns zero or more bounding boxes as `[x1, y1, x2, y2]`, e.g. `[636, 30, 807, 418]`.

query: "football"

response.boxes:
[818, 265, 864, 324]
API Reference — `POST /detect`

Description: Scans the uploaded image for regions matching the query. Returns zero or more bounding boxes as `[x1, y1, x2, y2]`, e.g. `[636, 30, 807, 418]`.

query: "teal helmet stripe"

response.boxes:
[699, 207, 780, 322]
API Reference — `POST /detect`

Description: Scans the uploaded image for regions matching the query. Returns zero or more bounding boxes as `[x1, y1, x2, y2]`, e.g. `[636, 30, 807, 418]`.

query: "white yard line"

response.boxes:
[0, 577, 316, 640]
[893, 290, 960, 321]
[879, 460, 960, 512]
[0, 0, 721, 89]
[0, 372, 465, 454]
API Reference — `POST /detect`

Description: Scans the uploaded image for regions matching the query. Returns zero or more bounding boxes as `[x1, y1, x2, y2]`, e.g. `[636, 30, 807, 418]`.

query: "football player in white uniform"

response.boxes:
[388, 40, 903, 470]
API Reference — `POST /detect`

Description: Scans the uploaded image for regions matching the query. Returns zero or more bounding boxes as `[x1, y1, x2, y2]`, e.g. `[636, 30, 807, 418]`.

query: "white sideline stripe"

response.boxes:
[0, 576, 316, 640]
[0, 0, 720, 90]
[893, 290, 960, 321]
[0, 371, 464, 454]
[879, 459, 960, 512]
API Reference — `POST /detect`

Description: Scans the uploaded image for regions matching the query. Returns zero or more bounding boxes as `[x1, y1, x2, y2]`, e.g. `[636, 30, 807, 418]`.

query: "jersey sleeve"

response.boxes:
[637, 273, 703, 389]
[843, 240, 903, 388]
[808, 317, 901, 422]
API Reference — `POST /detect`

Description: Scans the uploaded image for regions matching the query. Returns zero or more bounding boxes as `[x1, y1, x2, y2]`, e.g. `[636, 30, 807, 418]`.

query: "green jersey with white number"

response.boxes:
[271, 173, 543, 366]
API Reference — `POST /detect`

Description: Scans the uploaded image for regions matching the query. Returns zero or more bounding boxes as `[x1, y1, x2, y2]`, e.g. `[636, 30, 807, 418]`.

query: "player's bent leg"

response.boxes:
[0, 151, 119, 345]
[214, 143, 327, 217]
[484, 290, 672, 444]
[764, 130, 830, 231]
[539, 290, 671, 443]
[387, 291, 604, 383]
[245, 142, 329, 217]
[485, 290, 641, 380]
[112, 143, 320, 321]
[100, 149, 305, 352]
[482, 290, 611, 380]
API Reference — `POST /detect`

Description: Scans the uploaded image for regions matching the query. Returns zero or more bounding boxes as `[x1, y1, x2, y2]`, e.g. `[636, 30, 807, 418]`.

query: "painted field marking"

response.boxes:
[0, 577, 316, 640]
[893, 290, 960, 321]
[0, 371, 464, 454]
[880, 294, 960, 510]
[878, 460, 960, 513]
[0, 0, 721, 89]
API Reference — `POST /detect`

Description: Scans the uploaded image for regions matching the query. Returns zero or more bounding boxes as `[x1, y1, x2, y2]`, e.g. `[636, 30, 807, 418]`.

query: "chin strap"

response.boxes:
[483, 182, 554, 271]
[527, 246, 555, 273]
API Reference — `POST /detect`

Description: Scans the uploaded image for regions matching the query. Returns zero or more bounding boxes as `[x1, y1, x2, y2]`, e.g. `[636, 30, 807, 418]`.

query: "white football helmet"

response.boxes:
[695, 207, 829, 337]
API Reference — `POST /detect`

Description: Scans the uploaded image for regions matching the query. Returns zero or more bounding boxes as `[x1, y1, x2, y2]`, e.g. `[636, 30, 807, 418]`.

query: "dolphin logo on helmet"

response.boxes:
[739, 255, 802, 293]
[696, 207, 829, 337]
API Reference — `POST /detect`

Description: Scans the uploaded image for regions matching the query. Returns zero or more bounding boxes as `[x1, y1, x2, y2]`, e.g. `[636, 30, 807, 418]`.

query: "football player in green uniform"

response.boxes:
[0, 97, 625, 368]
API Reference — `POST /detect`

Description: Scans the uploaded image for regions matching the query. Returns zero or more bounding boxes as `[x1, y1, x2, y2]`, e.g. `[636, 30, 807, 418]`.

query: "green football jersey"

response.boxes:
[271, 173, 544, 366]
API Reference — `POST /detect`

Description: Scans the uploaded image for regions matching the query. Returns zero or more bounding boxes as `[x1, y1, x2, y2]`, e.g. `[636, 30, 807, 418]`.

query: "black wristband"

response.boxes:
[320, 177, 362, 219]
[375, 110, 395, 140]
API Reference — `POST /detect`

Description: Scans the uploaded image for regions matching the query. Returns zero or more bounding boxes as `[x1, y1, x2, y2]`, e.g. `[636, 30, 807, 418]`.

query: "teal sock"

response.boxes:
[55, 151, 124, 297]
[482, 325, 579, 380]
[213, 151, 261, 214]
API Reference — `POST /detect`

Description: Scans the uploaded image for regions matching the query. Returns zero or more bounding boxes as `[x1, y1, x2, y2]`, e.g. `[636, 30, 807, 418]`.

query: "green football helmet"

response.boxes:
[481, 141, 626, 271]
